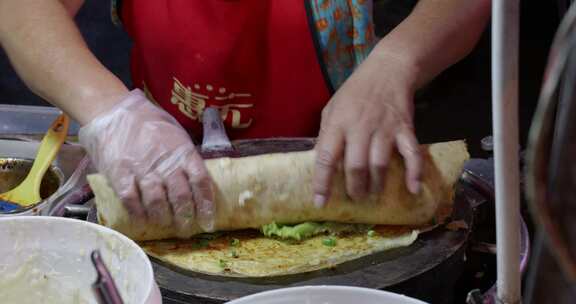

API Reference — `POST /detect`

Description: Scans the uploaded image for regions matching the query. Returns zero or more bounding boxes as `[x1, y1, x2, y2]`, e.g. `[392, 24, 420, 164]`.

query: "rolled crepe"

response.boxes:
[89, 140, 469, 241]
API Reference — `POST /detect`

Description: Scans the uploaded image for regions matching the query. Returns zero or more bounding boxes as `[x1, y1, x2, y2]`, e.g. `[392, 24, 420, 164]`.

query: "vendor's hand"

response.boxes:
[79, 89, 214, 231]
[313, 53, 422, 207]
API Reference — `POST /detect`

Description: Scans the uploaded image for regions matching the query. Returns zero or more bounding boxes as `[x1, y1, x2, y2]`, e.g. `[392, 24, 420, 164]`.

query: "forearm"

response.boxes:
[371, 0, 491, 88]
[0, 0, 128, 125]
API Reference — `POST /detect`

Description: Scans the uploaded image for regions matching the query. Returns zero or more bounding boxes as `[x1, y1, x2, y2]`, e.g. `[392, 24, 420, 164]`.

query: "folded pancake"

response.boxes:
[88, 140, 469, 241]
[141, 227, 419, 277]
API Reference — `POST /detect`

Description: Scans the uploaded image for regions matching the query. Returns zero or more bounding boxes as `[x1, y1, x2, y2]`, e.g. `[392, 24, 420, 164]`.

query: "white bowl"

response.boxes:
[0, 216, 162, 304]
[226, 286, 429, 304]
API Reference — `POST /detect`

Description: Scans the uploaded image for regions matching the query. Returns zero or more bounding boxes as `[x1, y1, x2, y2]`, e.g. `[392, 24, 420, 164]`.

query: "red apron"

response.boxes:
[120, 1, 331, 140]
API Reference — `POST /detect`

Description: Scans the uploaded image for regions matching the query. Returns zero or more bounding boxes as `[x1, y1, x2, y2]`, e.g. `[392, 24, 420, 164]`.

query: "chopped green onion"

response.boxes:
[230, 248, 239, 258]
[322, 237, 337, 247]
[367, 230, 376, 237]
[230, 238, 240, 247]
[218, 259, 228, 268]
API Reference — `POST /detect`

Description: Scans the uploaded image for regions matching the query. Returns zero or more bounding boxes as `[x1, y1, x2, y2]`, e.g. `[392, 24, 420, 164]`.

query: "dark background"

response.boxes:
[0, 0, 132, 106]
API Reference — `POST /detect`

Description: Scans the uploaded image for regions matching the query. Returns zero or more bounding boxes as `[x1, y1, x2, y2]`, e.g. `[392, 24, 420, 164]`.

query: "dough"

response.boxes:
[0, 254, 92, 304]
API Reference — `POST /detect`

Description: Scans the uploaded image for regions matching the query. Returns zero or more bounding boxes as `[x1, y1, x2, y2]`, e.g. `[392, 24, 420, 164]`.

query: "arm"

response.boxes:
[0, 0, 128, 125]
[0, 0, 214, 230]
[313, 0, 491, 205]
[60, 0, 84, 16]
[373, 0, 492, 88]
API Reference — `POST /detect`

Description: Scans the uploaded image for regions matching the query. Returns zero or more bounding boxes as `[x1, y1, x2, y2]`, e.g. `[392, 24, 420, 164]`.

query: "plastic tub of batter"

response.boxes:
[0, 216, 162, 304]
[227, 286, 429, 304]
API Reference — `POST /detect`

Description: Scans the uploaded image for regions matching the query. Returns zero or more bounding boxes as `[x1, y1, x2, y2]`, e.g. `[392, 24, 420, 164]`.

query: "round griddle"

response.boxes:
[85, 134, 484, 304]
[85, 111, 488, 303]
[149, 182, 474, 304]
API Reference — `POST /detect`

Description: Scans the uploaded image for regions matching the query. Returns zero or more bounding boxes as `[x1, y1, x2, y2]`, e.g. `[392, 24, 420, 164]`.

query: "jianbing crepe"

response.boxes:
[88, 140, 468, 241]
[141, 227, 419, 277]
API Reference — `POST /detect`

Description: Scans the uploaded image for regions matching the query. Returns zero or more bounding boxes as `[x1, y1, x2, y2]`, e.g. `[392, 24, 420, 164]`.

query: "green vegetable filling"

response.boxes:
[322, 237, 337, 247]
[228, 238, 240, 258]
[187, 222, 373, 247]
[261, 222, 373, 241]
[218, 259, 228, 269]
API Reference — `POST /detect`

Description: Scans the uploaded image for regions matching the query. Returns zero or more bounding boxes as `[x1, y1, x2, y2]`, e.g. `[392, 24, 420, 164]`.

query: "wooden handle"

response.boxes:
[20, 114, 69, 206]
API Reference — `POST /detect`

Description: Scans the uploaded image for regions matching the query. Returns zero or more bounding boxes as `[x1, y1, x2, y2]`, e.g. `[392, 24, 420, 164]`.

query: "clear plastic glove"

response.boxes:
[79, 89, 214, 231]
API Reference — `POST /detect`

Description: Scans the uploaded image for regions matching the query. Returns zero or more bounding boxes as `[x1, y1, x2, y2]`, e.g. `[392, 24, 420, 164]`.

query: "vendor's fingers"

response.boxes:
[139, 173, 172, 227]
[396, 127, 422, 194]
[184, 150, 215, 232]
[313, 126, 344, 208]
[112, 173, 146, 220]
[369, 132, 393, 194]
[344, 131, 370, 200]
[165, 169, 195, 231]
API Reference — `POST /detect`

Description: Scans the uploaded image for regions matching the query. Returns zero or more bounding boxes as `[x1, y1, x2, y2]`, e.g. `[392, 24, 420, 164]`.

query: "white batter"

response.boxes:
[0, 254, 94, 304]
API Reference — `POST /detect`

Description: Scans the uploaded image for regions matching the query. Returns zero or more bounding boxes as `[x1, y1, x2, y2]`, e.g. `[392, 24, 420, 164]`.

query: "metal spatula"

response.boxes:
[91, 250, 124, 304]
[199, 107, 315, 160]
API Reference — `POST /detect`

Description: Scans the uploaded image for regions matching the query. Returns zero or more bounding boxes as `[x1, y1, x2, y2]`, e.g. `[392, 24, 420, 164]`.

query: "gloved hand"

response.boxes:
[79, 89, 214, 231]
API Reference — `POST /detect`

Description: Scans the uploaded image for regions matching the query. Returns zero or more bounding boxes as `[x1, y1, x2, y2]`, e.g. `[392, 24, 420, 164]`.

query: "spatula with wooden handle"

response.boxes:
[0, 114, 69, 212]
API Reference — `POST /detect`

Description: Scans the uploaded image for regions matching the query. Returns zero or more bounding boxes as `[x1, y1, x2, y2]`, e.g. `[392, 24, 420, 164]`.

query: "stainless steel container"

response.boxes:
[0, 158, 64, 215]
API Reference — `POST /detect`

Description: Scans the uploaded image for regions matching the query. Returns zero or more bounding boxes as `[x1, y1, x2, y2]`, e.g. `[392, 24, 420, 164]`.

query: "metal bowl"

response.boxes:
[0, 158, 64, 214]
